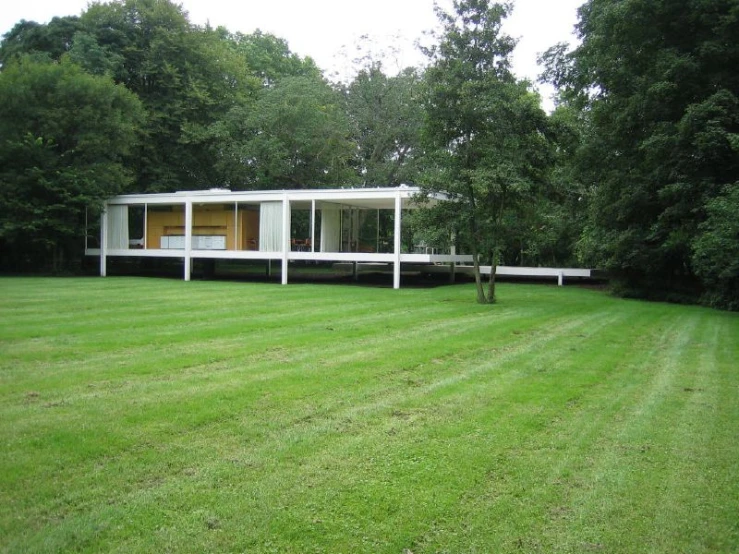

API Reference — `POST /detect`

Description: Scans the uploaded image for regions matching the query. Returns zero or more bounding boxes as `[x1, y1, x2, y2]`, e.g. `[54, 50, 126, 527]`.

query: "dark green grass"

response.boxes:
[1, 277, 737, 553]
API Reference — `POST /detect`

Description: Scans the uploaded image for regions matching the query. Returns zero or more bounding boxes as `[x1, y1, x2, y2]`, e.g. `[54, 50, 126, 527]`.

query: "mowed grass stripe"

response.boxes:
[8, 306, 620, 548]
[16, 308, 625, 552]
[0, 281, 581, 405]
[647, 315, 739, 552]
[0, 278, 737, 553]
[1, 292, 595, 478]
[0, 284, 688, 540]
[544, 315, 704, 552]
[406, 311, 716, 552]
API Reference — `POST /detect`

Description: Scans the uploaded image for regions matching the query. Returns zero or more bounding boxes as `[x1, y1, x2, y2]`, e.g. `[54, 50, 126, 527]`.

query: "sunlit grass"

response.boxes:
[1, 277, 737, 553]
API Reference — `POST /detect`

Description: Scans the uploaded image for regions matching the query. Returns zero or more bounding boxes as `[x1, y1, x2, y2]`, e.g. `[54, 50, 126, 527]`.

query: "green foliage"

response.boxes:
[210, 75, 355, 189]
[420, 0, 554, 303]
[226, 30, 321, 86]
[692, 184, 739, 310]
[543, 0, 739, 308]
[1, 1, 337, 195]
[345, 63, 424, 185]
[0, 57, 144, 270]
[67, 31, 125, 76]
[78, 0, 258, 191]
[0, 0, 366, 272]
[0, 16, 83, 67]
[0, 0, 598, 280]
[200, 32, 352, 189]
[518, 105, 589, 268]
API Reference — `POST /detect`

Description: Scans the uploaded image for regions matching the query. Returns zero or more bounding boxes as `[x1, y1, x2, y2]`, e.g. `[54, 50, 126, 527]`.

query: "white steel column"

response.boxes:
[393, 191, 402, 289]
[100, 206, 108, 277]
[281, 193, 290, 285]
[184, 200, 193, 281]
[143, 203, 148, 249]
[234, 202, 239, 250]
[310, 199, 316, 253]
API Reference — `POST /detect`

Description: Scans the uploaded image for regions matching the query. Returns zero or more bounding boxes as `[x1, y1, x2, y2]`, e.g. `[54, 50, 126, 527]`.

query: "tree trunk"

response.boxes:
[487, 248, 498, 304]
[472, 245, 487, 304]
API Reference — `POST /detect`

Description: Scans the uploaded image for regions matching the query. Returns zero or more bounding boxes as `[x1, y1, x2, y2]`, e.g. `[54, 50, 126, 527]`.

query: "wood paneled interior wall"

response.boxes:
[146, 204, 260, 250]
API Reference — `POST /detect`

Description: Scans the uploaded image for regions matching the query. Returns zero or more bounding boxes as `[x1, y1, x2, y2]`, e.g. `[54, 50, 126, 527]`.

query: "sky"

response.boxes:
[0, 0, 583, 110]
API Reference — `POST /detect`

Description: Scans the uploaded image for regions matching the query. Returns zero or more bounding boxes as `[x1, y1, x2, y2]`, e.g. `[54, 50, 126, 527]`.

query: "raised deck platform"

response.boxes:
[334, 263, 595, 286]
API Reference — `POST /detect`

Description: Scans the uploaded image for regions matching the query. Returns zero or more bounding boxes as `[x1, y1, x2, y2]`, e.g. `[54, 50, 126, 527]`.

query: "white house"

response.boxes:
[86, 186, 473, 289]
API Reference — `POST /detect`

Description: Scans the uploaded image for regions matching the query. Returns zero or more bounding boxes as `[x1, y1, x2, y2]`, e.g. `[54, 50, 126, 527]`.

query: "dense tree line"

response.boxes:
[0, 0, 363, 270]
[0, 0, 736, 309]
[541, 0, 739, 308]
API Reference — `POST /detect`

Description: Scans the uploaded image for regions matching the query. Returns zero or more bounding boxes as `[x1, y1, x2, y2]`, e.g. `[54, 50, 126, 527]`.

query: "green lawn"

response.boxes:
[1, 277, 737, 553]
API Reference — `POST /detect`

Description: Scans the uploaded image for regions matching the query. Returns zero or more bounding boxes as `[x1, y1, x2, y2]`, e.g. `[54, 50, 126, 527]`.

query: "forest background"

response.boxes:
[0, 0, 736, 309]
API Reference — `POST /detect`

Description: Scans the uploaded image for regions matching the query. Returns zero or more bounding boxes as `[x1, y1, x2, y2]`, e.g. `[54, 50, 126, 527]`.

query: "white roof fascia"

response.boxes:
[105, 186, 436, 209]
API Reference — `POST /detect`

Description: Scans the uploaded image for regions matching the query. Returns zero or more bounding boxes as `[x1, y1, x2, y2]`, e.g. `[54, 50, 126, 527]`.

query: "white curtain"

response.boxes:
[259, 201, 284, 252]
[320, 205, 341, 252]
[106, 205, 129, 249]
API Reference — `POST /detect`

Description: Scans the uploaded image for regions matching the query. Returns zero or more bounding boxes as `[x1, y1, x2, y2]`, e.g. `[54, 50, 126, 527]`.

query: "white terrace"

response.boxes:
[86, 186, 473, 289]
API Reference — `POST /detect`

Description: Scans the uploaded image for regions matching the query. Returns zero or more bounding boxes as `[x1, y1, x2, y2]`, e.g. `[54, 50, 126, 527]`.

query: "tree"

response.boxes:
[211, 75, 356, 189]
[0, 57, 144, 271]
[0, 0, 359, 197]
[420, 0, 554, 303]
[226, 30, 321, 87]
[1, 0, 259, 193]
[345, 63, 424, 185]
[542, 0, 739, 307]
[188, 29, 350, 189]
[520, 104, 590, 268]
[691, 184, 739, 310]
[66, 31, 125, 76]
[0, 16, 83, 68]
[79, 0, 258, 192]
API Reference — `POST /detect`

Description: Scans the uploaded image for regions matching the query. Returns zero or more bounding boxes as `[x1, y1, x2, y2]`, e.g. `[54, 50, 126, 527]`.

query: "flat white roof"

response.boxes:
[106, 186, 434, 210]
